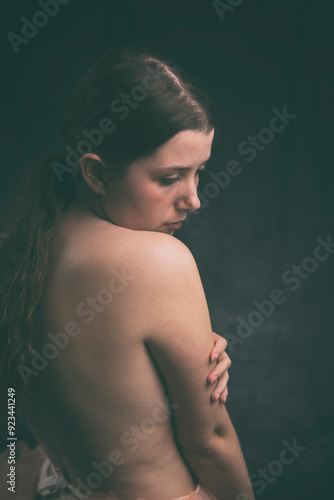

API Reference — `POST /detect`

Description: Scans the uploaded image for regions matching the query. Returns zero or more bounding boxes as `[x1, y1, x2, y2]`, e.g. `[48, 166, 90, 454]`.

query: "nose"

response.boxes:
[175, 178, 201, 213]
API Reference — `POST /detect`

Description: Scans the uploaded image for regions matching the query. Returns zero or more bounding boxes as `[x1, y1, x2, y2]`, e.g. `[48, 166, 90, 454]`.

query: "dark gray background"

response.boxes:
[1, 1, 334, 499]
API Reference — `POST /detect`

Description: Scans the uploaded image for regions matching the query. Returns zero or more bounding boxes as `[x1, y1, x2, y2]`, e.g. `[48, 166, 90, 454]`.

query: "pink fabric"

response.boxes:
[137, 484, 218, 500]
[63, 483, 219, 500]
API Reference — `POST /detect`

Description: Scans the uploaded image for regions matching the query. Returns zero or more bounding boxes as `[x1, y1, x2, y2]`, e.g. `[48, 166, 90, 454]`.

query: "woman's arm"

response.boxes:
[181, 407, 255, 500]
[131, 232, 254, 498]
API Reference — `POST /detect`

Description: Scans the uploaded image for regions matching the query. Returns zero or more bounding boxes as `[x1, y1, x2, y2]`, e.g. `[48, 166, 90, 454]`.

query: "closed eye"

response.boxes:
[159, 176, 181, 186]
[159, 167, 207, 186]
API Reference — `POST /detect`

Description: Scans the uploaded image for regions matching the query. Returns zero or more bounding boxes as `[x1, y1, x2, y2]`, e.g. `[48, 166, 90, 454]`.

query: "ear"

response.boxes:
[79, 153, 108, 196]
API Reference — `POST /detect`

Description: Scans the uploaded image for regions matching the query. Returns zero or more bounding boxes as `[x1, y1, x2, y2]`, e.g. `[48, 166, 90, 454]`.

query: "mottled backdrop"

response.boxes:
[1, 1, 333, 499]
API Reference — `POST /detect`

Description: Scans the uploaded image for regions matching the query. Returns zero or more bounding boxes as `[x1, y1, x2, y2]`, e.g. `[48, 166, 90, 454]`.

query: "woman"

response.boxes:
[0, 45, 254, 500]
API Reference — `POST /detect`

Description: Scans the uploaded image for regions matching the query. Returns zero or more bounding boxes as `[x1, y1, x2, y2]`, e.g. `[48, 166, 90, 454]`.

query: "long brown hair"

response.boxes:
[0, 43, 220, 394]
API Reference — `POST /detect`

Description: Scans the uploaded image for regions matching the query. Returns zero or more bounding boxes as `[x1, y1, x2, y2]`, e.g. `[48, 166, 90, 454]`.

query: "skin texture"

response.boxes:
[23, 129, 233, 499]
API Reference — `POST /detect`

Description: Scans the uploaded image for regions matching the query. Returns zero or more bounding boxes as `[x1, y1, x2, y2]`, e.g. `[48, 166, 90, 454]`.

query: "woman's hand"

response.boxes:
[208, 333, 231, 404]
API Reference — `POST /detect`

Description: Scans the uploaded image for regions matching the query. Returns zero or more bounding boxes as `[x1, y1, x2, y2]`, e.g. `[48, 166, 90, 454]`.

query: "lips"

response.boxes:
[166, 219, 186, 224]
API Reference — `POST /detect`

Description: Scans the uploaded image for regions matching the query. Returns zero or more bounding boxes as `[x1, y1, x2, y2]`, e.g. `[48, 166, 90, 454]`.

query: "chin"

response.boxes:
[157, 227, 173, 235]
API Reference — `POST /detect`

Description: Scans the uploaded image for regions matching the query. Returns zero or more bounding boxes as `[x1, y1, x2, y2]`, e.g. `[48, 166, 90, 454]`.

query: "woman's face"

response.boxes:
[79, 128, 215, 234]
[80, 129, 215, 234]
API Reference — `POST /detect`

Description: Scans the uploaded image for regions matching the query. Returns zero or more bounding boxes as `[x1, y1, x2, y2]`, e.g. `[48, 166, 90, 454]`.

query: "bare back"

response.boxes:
[23, 204, 197, 500]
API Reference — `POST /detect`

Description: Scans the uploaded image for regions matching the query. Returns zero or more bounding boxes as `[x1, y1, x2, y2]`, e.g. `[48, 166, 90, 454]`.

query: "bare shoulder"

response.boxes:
[127, 231, 198, 280]
[79, 226, 205, 324]
[87, 226, 199, 286]
[60, 221, 200, 308]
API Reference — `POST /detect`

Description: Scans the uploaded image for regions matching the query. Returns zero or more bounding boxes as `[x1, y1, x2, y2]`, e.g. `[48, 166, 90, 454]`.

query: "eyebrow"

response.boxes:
[157, 154, 212, 172]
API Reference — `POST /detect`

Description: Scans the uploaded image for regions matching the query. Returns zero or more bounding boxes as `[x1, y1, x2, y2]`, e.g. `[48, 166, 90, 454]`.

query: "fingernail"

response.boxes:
[214, 393, 220, 401]
[211, 353, 218, 361]
[211, 375, 217, 384]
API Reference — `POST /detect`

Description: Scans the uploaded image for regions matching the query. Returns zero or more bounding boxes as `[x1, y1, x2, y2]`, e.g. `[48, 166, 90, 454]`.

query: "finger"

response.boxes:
[210, 335, 227, 361]
[210, 336, 228, 362]
[215, 370, 229, 396]
[219, 386, 228, 404]
[214, 371, 229, 398]
[211, 371, 229, 402]
[207, 351, 231, 383]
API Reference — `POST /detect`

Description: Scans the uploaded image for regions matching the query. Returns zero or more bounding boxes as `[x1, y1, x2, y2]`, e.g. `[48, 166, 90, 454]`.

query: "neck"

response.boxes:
[66, 191, 119, 227]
